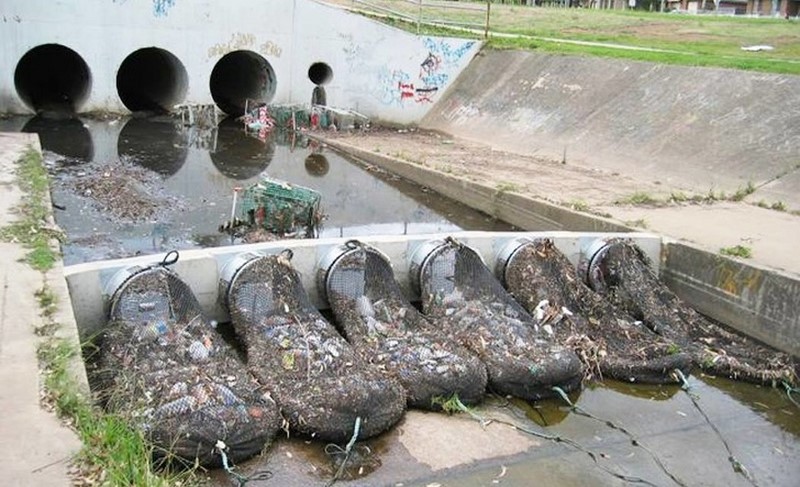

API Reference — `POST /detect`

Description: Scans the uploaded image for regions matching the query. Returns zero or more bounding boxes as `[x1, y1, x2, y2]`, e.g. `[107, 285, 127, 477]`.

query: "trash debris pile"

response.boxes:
[90, 264, 281, 468]
[223, 251, 406, 442]
[324, 241, 488, 409]
[242, 103, 370, 138]
[503, 238, 692, 384]
[418, 237, 584, 401]
[589, 239, 798, 386]
[238, 176, 322, 238]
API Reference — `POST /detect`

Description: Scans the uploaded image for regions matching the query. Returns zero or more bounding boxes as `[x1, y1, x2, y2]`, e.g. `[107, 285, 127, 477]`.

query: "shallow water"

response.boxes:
[6, 115, 798, 486]
[1, 115, 513, 265]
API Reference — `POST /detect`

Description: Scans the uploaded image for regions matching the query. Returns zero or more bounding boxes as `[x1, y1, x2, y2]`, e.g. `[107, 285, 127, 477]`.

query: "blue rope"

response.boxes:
[215, 440, 273, 486]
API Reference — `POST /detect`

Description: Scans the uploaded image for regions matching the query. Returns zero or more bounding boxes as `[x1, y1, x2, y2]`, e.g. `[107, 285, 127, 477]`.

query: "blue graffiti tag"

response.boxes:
[153, 0, 176, 17]
[422, 38, 475, 65]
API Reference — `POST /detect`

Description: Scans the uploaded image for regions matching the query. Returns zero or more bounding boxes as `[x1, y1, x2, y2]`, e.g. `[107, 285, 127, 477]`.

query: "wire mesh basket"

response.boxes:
[239, 177, 321, 236]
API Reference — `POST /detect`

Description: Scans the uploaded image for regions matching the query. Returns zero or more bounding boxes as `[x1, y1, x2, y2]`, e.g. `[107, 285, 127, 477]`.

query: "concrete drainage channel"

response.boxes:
[61, 231, 800, 486]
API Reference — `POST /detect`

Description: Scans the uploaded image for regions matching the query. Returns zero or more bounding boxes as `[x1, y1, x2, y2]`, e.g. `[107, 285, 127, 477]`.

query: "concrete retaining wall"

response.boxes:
[662, 241, 800, 357]
[423, 50, 800, 201]
[0, 0, 480, 123]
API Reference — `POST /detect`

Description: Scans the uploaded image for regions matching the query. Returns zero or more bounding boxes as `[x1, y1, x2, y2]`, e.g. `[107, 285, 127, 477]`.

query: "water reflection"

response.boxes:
[210, 117, 274, 179]
[118, 117, 187, 176]
[22, 115, 93, 161]
[305, 153, 330, 177]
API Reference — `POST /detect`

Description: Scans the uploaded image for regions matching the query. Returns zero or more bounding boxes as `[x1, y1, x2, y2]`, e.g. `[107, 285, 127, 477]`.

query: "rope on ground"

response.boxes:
[215, 440, 274, 486]
[450, 395, 660, 486]
[674, 369, 759, 487]
[783, 381, 800, 409]
[551, 386, 688, 487]
[324, 416, 362, 487]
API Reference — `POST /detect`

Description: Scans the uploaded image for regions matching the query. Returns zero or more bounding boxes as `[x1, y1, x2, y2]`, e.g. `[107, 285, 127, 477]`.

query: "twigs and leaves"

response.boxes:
[674, 370, 759, 487]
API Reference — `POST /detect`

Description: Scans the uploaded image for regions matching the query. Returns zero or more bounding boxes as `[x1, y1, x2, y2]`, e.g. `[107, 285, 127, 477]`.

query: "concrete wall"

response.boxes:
[0, 0, 480, 123]
[661, 241, 800, 357]
[423, 50, 800, 199]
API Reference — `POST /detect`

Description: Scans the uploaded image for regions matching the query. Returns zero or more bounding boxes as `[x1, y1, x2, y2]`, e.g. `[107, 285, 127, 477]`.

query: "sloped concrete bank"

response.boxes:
[320, 136, 799, 357]
[424, 50, 800, 210]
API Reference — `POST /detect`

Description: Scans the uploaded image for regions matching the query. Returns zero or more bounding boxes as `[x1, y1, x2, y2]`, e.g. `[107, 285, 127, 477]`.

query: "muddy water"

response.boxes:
[1, 115, 513, 265]
[5, 115, 799, 486]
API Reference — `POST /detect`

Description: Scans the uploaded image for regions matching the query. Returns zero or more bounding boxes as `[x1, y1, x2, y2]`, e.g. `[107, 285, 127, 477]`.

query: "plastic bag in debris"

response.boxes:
[589, 239, 798, 386]
[324, 241, 488, 409]
[92, 265, 281, 468]
[503, 238, 692, 384]
[224, 251, 406, 442]
[418, 238, 583, 401]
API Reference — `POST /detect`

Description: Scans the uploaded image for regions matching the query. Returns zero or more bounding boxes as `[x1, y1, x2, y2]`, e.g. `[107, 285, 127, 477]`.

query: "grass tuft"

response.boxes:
[0, 148, 58, 271]
[720, 245, 753, 259]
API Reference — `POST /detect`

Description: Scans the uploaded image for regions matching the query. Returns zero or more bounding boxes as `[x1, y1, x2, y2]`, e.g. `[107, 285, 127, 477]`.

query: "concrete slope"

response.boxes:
[424, 50, 800, 208]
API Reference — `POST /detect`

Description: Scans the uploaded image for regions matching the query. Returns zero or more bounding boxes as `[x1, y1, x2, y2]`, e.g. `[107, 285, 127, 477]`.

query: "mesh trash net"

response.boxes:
[503, 239, 692, 384]
[418, 238, 583, 401]
[91, 265, 281, 468]
[225, 251, 406, 443]
[590, 239, 798, 386]
[324, 241, 488, 409]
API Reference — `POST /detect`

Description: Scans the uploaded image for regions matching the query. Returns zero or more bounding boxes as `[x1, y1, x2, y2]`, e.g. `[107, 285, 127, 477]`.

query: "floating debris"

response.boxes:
[417, 237, 583, 401]
[323, 241, 488, 409]
[503, 238, 692, 384]
[224, 251, 406, 442]
[589, 239, 798, 386]
[90, 263, 280, 468]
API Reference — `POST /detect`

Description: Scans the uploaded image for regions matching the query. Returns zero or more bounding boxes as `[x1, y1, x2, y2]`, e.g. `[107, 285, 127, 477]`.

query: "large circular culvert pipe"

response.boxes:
[14, 44, 91, 114]
[117, 47, 188, 113]
[210, 50, 276, 116]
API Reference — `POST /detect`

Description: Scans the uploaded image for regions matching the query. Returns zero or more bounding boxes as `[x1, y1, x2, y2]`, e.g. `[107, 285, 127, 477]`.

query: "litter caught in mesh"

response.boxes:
[223, 250, 406, 443]
[323, 240, 488, 409]
[238, 176, 322, 238]
[90, 262, 281, 468]
[589, 239, 798, 386]
[417, 237, 583, 401]
[503, 238, 692, 384]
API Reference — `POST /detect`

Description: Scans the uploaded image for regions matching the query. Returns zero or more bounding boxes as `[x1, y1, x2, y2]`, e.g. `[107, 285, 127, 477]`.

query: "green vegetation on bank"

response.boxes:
[2, 148, 194, 485]
[341, 0, 800, 75]
[0, 149, 59, 270]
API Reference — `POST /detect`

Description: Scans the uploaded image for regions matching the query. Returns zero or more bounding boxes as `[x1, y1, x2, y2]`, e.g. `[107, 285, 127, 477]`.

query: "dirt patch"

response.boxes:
[320, 127, 667, 209]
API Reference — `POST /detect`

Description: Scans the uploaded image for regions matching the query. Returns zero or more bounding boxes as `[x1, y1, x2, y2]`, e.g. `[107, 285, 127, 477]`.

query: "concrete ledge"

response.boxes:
[318, 138, 631, 233]
[661, 241, 800, 358]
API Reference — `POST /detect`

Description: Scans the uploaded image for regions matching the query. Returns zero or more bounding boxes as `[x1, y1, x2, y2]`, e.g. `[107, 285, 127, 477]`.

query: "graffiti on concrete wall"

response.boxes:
[376, 38, 476, 106]
[112, 0, 176, 18]
[153, 0, 176, 17]
[207, 33, 282, 59]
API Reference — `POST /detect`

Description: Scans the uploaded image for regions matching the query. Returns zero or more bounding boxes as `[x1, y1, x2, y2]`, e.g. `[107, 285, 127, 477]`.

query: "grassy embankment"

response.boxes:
[331, 0, 800, 74]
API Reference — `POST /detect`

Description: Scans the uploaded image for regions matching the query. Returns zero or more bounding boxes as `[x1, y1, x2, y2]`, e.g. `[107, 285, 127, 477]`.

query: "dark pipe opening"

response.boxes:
[305, 153, 330, 177]
[308, 62, 333, 86]
[117, 48, 188, 114]
[14, 44, 91, 114]
[210, 51, 276, 116]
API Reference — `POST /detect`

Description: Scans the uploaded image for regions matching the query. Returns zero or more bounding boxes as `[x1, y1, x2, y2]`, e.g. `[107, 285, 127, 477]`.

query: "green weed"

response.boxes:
[720, 245, 753, 259]
[616, 191, 659, 206]
[771, 201, 787, 212]
[730, 182, 756, 202]
[0, 148, 58, 271]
